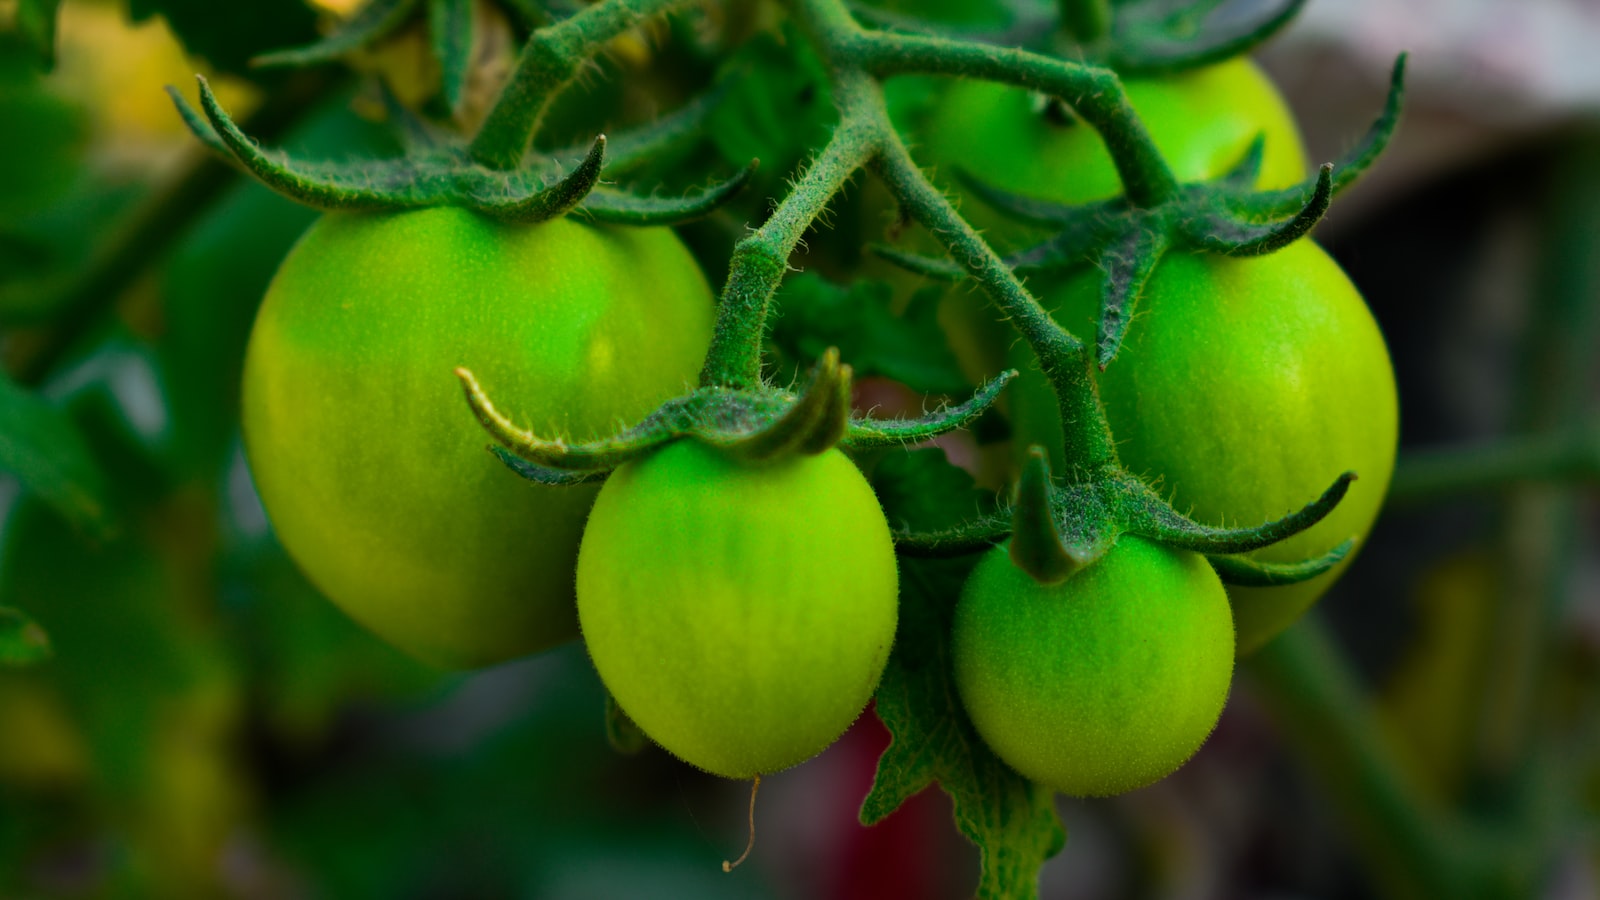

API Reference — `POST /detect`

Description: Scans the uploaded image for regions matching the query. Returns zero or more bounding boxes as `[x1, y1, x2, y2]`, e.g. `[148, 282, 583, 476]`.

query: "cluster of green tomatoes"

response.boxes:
[239, 53, 1396, 799]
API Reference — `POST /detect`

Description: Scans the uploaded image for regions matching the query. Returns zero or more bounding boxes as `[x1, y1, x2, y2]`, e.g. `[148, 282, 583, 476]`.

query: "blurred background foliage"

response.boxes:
[0, 0, 1597, 898]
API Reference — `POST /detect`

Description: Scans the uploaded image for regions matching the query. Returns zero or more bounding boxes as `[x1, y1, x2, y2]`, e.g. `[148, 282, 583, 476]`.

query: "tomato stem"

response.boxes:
[469, 0, 691, 171]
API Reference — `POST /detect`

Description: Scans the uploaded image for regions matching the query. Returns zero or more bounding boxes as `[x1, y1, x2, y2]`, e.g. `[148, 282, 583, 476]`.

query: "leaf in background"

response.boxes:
[0, 373, 114, 540]
[863, 450, 1064, 900]
[127, 0, 319, 76]
[770, 275, 971, 396]
[604, 690, 648, 755]
[1, 0, 63, 70]
[0, 606, 51, 667]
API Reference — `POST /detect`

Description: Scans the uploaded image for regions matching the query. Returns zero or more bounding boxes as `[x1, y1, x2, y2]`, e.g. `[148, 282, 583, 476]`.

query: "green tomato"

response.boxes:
[576, 440, 899, 779]
[242, 207, 714, 670]
[953, 536, 1234, 797]
[1012, 240, 1398, 653]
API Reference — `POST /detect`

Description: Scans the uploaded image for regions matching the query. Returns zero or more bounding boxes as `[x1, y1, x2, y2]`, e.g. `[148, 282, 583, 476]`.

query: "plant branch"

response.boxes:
[469, 0, 690, 170]
[697, 73, 881, 390]
[828, 17, 1179, 208]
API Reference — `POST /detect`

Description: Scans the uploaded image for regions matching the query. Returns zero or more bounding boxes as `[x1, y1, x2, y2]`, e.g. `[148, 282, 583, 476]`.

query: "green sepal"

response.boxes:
[1209, 539, 1356, 587]
[489, 447, 608, 485]
[844, 370, 1015, 451]
[1127, 471, 1356, 555]
[0, 606, 52, 668]
[252, 0, 422, 69]
[578, 162, 758, 226]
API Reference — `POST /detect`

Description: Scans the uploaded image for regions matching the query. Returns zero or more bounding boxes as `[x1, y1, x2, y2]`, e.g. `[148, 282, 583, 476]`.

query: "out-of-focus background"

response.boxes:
[0, 0, 1597, 897]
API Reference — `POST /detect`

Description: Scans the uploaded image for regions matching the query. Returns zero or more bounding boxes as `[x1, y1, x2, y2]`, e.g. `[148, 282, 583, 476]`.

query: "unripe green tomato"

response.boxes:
[1011, 241, 1399, 653]
[242, 208, 714, 670]
[954, 536, 1235, 797]
[577, 440, 899, 779]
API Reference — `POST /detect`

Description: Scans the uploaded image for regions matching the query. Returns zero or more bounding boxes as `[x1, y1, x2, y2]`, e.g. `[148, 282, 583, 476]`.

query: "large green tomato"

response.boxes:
[576, 440, 899, 779]
[242, 207, 714, 670]
[954, 536, 1234, 797]
[1012, 241, 1398, 653]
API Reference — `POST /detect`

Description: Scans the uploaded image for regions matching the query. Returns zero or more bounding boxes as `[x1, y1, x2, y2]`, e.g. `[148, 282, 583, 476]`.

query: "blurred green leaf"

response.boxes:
[604, 690, 648, 755]
[769, 275, 970, 395]
[0, 0, 62, 70]
[0, 606, 51, 667]
[127, 0, 319, 76]
[863, 450, 1063, 900]
[0, 373, 115, 540]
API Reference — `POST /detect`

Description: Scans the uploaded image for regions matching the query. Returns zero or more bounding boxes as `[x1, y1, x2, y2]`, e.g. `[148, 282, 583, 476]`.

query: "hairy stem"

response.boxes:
[698, 74, 880, 389]
[469, 0, 688, 170]
[820, 10, 1178, 207]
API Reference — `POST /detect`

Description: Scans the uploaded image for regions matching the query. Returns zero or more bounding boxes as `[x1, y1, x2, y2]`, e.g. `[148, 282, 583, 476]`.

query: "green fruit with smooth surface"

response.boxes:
[242, 207, 714, 670]
[577, 440, 899, 779]
[1013, 241, 1398, 653]
[953, 536, 1234, 797]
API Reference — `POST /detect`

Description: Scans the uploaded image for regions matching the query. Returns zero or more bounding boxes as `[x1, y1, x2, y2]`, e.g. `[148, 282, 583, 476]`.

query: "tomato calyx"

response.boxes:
[457, 346, 1016, 483]
[901, 445, 1355, 588]
[878, 55, 1406, 368]
[170, 75, 755, 224]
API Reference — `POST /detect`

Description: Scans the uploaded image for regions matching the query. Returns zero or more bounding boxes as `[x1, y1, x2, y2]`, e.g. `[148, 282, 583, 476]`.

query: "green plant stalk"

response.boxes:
[1247, 619, 1488, 900]
[823, 9, 1180, 207]
[1388, 429, 1599, 505]
[697, 91, 879, 390]
[469, 0, 691, 170]
[1058, 0, 1112, 45]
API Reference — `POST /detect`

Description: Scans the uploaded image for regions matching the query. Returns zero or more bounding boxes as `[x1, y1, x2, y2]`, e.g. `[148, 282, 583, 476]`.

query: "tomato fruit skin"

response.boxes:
[905, 57, 1307, 248]
[1013, 240, 1399, 653]
[242, 207, 715, 670]
[953, 536, 1234, 797]
[576, 440, 899, 779]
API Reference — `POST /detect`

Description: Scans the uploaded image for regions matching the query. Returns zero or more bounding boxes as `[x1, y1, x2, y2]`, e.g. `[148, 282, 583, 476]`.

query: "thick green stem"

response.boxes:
[697, 76, 880, 390]
[871, 124, 1116, 479]
[1388, 429, 1600, 505]
[1058, 0, 1112, 45]
[1247, 620, 1490, 900]
[468, 0, 687, 170]
[832, 20, 1179, 207]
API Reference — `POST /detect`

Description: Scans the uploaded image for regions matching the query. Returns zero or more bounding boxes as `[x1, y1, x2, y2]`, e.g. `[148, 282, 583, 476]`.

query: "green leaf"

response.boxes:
[0, 373, 114, 540]
[769, 275, 970, 396]
[1, 0, 63, 70]
[0, 605, 51, 666]
[864, 451, 1064, 900]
